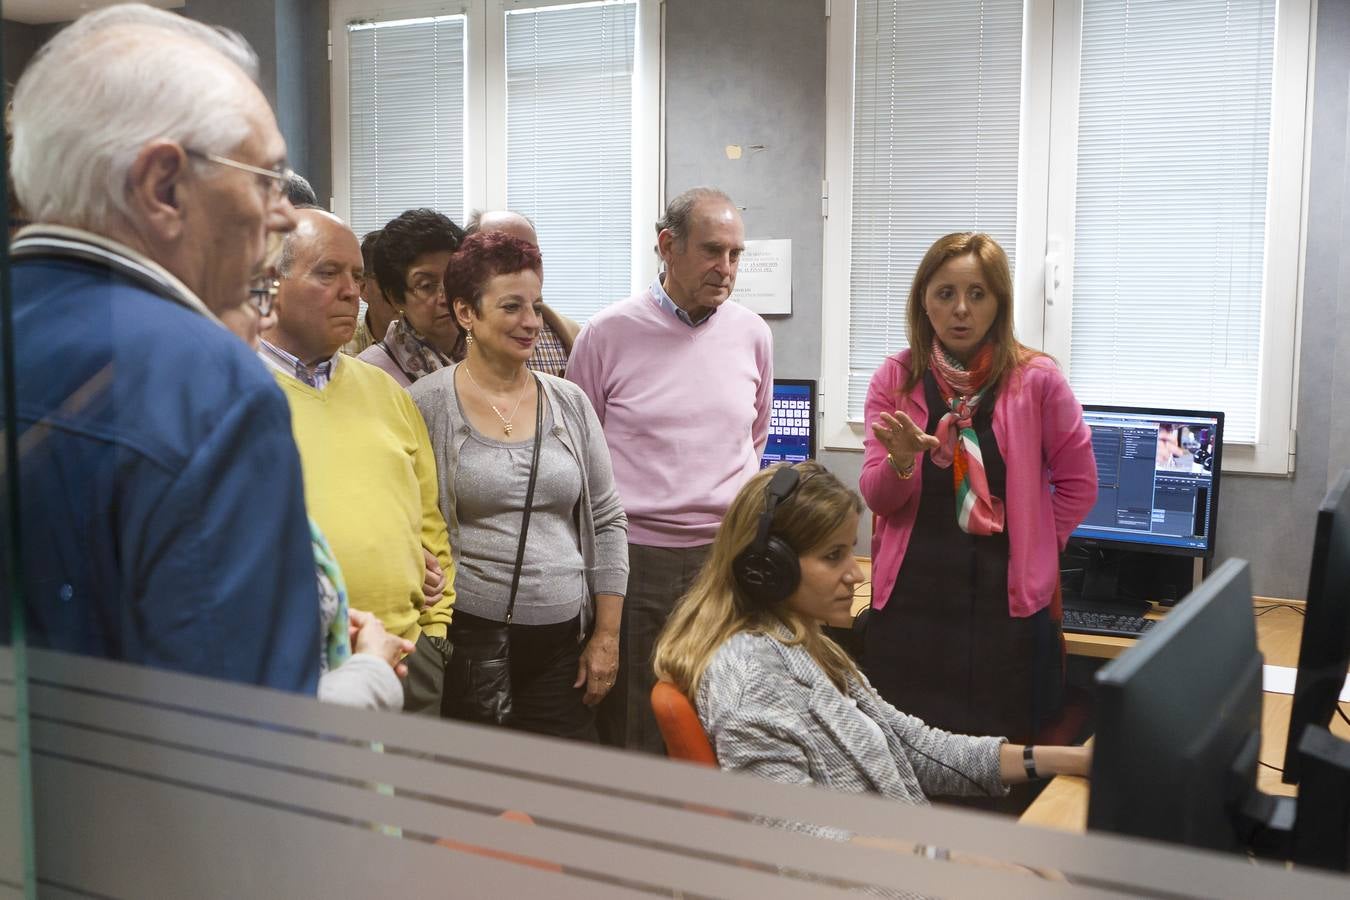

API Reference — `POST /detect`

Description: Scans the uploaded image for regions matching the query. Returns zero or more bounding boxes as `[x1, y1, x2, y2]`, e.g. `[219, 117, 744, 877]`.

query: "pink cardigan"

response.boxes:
[860, 350, 1097, 618]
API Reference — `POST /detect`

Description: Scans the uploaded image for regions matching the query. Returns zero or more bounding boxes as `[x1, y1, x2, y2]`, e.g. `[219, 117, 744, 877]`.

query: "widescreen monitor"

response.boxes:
[1283, 469, 1350, 785]
[760, 379, 816, 469]
[1071, 406, 1224, 557]
[1089, 558, 1263, 853]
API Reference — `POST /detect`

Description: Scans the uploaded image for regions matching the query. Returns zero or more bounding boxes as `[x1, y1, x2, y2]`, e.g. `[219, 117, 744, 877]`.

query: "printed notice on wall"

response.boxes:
[730, 239, 792, 316]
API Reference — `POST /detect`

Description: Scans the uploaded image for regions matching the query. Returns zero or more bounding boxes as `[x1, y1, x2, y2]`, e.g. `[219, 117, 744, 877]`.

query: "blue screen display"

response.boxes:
[760, 381, 815, 469]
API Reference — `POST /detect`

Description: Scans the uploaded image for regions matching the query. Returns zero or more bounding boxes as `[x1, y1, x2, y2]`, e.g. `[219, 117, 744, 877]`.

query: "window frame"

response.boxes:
[820, 0, 1314, 476]
[329, 0, 663, 303]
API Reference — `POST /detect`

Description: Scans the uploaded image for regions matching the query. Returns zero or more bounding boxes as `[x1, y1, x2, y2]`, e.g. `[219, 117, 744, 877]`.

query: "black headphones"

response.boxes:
[732, 466, 803, 607]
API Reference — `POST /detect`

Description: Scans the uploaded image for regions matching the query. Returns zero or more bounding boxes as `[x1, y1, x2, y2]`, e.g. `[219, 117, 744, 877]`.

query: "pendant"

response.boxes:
[503, 423, 513, 436]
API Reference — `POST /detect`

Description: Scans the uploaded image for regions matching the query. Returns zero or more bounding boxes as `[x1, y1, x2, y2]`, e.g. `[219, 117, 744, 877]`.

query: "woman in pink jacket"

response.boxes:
[860, 232, 1097, 744]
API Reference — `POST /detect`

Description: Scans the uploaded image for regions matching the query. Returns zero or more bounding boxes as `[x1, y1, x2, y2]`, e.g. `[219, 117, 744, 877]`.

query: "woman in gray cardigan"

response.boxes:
[410, 232, 627, 741]
[654, 461, 1088, 816]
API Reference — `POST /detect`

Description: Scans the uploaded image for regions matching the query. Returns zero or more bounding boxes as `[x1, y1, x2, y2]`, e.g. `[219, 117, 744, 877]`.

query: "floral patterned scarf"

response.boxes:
[378, 317, 451, 384]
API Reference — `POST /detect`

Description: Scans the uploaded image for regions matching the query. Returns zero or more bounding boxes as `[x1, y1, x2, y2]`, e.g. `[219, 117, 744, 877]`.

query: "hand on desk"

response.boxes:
[1001, 743, 1092, 784]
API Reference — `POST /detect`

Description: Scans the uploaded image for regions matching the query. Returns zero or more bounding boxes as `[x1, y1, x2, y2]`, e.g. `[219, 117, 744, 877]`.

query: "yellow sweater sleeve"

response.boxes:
[400, 390, 456, 638]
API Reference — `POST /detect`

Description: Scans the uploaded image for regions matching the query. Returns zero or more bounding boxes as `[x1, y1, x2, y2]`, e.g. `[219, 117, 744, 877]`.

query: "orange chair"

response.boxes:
[435, 810, 564, 872]
[651, 680, 717, 766]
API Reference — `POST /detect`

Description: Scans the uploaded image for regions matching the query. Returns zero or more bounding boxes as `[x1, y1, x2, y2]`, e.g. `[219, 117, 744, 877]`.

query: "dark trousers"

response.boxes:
[402, 632, 451, 716]
[449, 611, 597, 743]
[597, 542, 711, 754]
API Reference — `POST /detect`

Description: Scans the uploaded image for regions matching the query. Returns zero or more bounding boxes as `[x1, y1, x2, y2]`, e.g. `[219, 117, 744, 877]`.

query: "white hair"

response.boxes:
[55, 3, 259, 81]
[11, 6, 264, 232]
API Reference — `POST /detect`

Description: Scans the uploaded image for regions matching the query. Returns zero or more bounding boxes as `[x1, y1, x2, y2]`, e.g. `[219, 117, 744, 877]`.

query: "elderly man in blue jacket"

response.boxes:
[5, 8, 320, 692]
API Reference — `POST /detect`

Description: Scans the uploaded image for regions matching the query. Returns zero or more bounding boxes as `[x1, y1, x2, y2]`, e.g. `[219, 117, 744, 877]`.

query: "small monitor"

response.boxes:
[1072, 406, 1224, 558]
[1283, 469, 1350, 785]
[1089, 558, 1263, 852]
[760, 379, 816, 469]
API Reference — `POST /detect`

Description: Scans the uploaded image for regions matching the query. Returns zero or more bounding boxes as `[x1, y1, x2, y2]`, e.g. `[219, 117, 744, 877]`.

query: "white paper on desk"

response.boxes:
[1263, 664, 1350, 701]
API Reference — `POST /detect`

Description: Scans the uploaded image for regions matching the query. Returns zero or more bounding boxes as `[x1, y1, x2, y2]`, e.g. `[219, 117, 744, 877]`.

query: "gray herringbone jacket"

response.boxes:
[697, 631, 1007, 805]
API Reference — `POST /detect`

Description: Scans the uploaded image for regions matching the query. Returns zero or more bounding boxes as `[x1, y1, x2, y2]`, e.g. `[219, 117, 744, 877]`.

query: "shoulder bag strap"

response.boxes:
[504, 374, 544, 626]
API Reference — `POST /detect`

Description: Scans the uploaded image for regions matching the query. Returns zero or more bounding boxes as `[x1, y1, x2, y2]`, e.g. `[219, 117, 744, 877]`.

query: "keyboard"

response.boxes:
[1062, 608, 1157, 638]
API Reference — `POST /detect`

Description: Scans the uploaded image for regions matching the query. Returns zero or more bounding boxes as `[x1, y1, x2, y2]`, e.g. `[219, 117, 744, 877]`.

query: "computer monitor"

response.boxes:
[760, 379, 816, 469]
[1282, 469, 1350, 786]
[1065, 406, 1224, 612]
[1073, 405, 1224, 555]
[1089, 558, 1266, 853]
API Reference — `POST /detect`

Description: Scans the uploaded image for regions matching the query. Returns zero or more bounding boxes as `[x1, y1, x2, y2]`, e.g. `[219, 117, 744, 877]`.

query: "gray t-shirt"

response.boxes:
[452, 398, 588, 625]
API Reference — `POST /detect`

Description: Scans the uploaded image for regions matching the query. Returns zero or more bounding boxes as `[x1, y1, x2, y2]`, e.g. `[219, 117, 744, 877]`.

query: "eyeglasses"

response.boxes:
[186, 148, 295, 203]
[407, 279, 446, 302]
[248, 275, 280, 317]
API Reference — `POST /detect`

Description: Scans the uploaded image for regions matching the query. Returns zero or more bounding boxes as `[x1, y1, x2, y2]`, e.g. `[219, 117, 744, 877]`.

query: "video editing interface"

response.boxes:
[760, 380, 816, 469]
[1073, 408, 1222, 554]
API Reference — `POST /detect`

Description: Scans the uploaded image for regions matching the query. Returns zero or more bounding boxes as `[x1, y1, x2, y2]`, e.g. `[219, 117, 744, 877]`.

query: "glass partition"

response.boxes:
[1, 20, 37, 896]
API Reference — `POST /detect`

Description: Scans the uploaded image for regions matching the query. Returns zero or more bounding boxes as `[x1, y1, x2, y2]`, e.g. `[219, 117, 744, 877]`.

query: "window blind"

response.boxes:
[347, 16, 467, 238]
[1069, 0, 1276, 444]
[506, 1, 636, 324]
[847, 0, 1023, 420]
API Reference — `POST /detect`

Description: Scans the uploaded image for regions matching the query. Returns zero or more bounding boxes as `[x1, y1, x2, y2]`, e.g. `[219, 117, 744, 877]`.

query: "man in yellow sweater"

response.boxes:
[261, 207, 455, 715]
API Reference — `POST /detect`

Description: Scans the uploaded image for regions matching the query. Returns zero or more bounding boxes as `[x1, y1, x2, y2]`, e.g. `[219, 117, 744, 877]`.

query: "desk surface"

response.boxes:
[1019, 597, 1350, 832]
[847, 561, 1350, 831]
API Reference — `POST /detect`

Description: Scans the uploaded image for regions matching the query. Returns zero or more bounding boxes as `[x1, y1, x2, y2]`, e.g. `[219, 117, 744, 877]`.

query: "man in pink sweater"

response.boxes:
[567, 187, 773, 752]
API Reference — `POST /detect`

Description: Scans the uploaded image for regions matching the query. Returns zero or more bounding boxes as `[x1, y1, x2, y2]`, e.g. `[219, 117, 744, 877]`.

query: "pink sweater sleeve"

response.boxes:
[751, 329, 773, 456]
[564, 324, 607, 427]
[1037, 361, 1098, 548]
[860, 356, 923, 518]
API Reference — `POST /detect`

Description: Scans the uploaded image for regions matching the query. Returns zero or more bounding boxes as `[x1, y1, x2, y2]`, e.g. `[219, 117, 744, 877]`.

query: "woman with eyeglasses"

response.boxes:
[219, 269, 279, 346]
[410, 231, 627, 740]
[357, 208, 464, 388]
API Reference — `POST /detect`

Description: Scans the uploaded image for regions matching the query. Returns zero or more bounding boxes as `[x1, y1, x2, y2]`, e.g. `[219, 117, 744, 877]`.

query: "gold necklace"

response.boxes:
[462, 363, 528, 436]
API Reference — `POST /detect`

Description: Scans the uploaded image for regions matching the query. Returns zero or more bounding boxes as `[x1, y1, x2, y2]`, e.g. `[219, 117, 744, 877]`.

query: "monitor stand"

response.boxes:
[1290, 725, 1350, 871]
[1233, 726, 1350, 873]
[1063, 548, 1152, 617]
[1062, 544, 1204, 617]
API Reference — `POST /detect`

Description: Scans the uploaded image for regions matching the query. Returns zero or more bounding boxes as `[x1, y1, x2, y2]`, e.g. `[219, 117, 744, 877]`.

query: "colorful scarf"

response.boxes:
[311, 518, 352, 674]
[379, 317, 451, 384]
[928, 339, 1005, 536]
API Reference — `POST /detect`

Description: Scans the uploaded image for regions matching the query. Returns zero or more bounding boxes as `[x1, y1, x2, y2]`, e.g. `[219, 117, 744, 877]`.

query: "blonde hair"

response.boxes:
[653, 461, 865, 698]
[903, 232, 1044, 393]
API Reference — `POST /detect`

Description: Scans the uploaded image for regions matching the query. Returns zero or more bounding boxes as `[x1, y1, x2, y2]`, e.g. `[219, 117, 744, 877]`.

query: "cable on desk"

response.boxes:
[1257, 759, 1283, 773]
[1247, 601, 1301, 615]
[1338, 705, 1350, 728]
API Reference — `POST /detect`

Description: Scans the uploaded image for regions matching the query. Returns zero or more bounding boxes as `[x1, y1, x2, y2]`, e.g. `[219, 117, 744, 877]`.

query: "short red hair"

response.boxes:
[444, 231, 543, 360]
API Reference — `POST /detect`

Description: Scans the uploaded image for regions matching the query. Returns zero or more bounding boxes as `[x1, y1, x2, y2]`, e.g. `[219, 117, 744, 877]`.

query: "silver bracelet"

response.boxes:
[1023, 744, 1043, 780]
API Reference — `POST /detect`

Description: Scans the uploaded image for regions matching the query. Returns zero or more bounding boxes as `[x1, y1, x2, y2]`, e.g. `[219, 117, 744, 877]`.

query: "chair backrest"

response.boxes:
[650, 680, 717, 766]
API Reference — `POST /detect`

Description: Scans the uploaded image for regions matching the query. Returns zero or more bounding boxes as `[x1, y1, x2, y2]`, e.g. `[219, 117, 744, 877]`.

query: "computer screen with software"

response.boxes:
[1072, 406, 1224, 557]
[759, 379, 816, 469]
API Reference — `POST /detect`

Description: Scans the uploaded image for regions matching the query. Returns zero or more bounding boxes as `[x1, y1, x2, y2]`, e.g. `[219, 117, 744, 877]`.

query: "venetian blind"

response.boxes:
[1069, 0, 1276, 443]
[347, 16, 467, 238]
[847, 0, 1023, 419]
[505, 1, 636, 323]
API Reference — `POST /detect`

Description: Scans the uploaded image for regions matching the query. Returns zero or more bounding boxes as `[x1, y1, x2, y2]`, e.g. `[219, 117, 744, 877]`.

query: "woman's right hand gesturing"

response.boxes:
[871, 410, 940, 475]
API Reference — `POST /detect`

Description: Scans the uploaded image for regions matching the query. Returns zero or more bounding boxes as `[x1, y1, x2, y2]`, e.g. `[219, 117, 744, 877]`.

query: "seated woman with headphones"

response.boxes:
[653, 461, 1089, 809]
